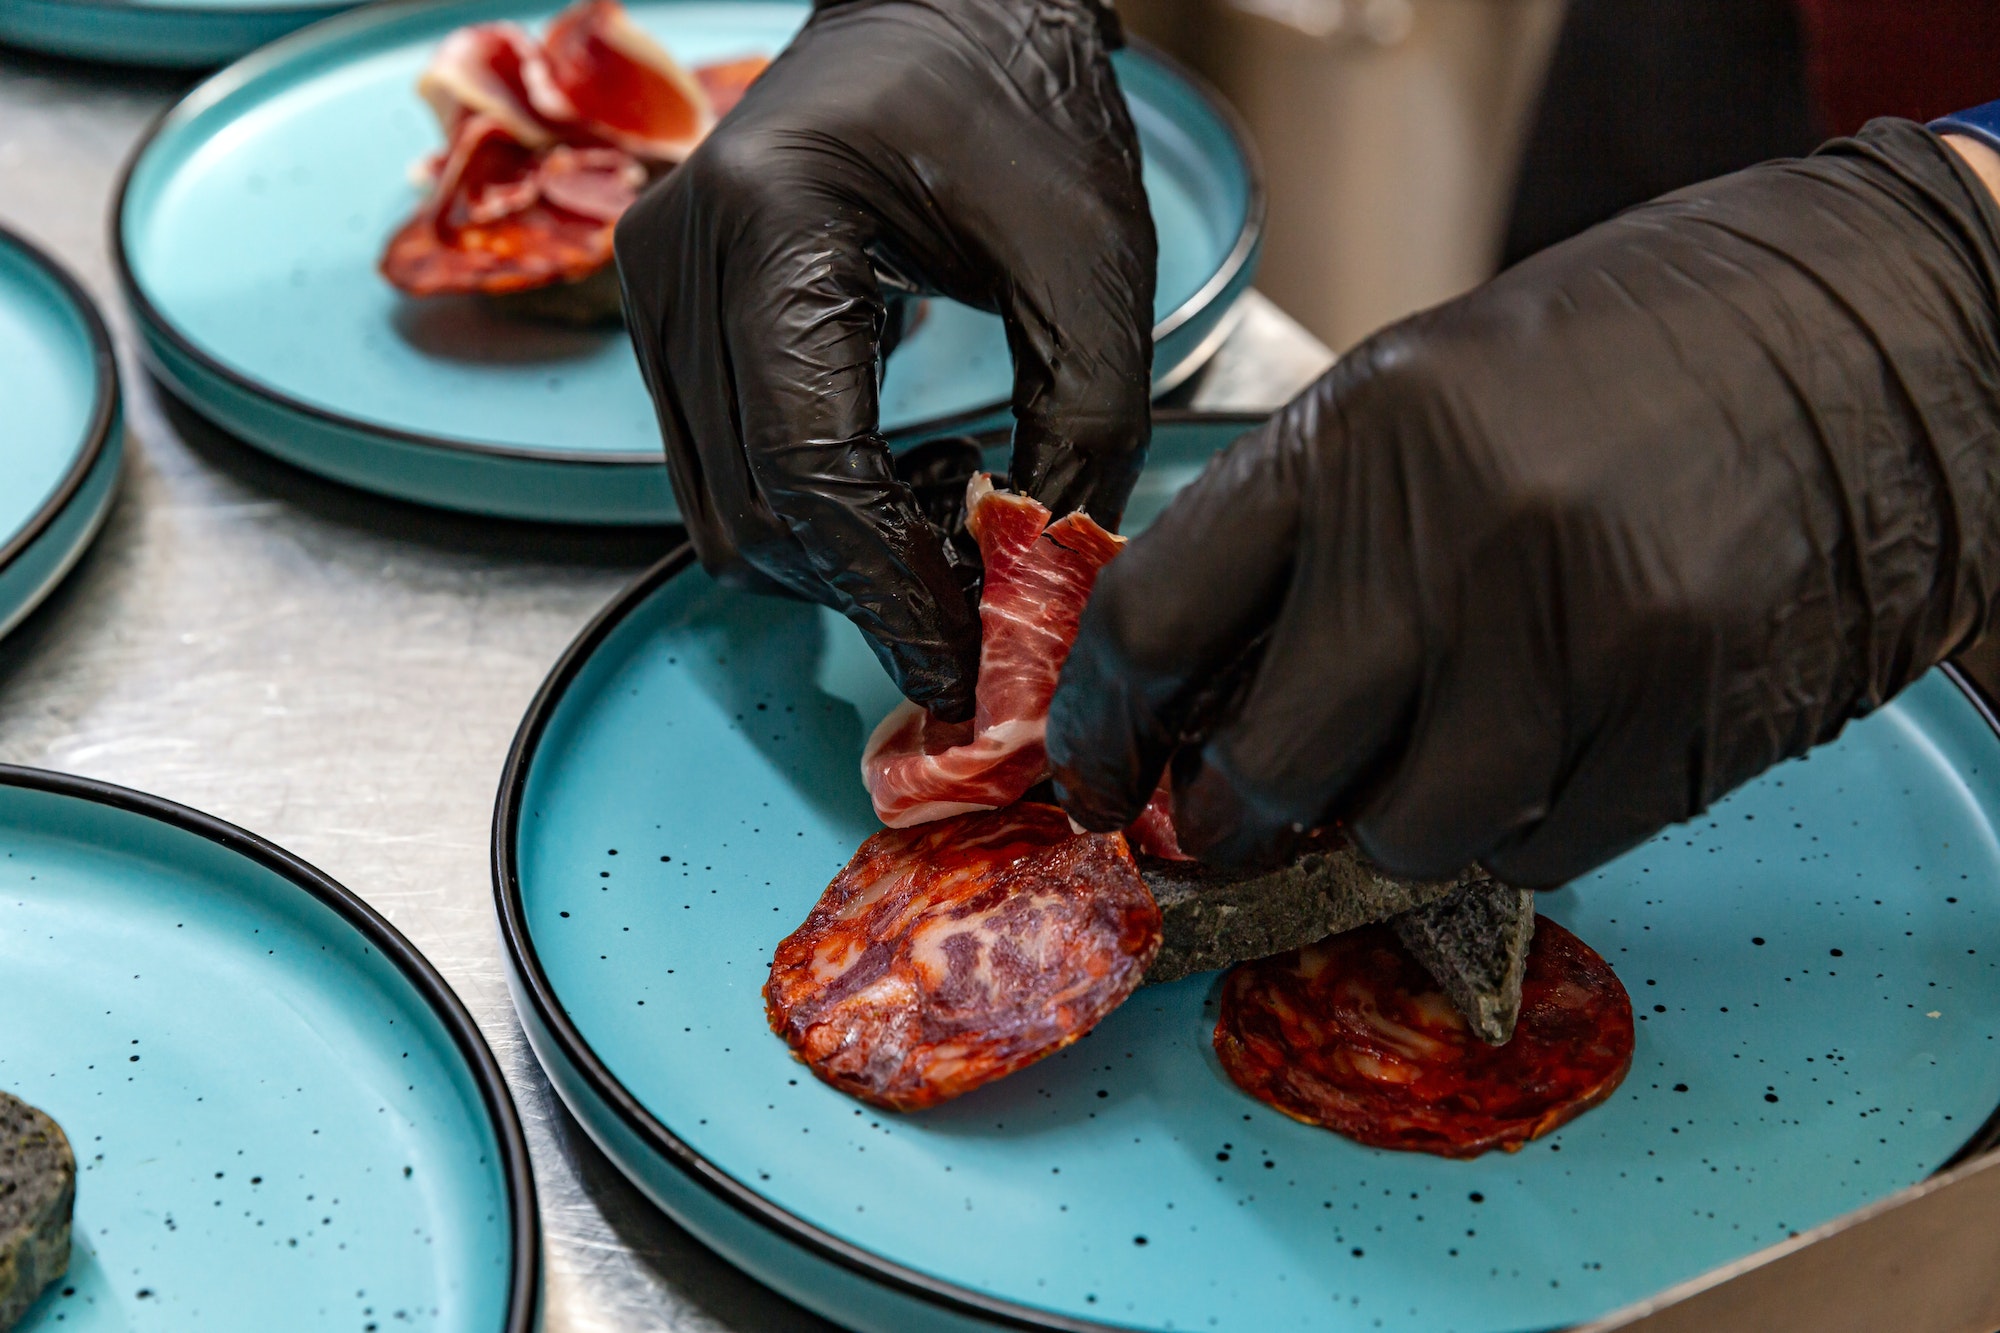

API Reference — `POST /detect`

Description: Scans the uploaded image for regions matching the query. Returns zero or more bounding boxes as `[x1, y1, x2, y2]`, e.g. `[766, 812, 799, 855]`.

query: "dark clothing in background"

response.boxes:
[1796, 0, 2000, 136]
[1500, 0, 1815, 269]
[1500, 0, 2000, 270]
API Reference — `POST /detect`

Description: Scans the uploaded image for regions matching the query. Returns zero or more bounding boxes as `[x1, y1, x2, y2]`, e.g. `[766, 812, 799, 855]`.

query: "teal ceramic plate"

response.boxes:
[494, 411, 2000, 1333]
[0, 767, 537, 1332]
[0, 225, 122, 645]
[0, 0, 363, 69]
[114, 0, 1263, 525]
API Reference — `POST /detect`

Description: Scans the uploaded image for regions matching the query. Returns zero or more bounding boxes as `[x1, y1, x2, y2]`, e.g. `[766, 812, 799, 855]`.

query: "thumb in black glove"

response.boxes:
[1049, 119, 2000, 886]
[615, 0, 1157, 722]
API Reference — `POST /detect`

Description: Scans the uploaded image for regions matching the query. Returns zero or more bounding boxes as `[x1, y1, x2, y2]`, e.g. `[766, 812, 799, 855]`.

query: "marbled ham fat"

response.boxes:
[765, 805, 1161, 1111]
[862, 477, 1126, 827]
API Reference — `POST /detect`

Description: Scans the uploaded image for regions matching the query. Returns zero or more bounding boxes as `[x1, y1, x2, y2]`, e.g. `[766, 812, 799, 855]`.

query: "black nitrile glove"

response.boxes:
[1049, 120, 2000, 887]
[615, 0, 1157, 722]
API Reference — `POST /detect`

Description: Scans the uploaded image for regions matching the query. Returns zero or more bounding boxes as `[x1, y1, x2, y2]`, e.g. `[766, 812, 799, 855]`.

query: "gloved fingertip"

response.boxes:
[1048, 764, 1150, 834]
[1169, 747, 1306, 874]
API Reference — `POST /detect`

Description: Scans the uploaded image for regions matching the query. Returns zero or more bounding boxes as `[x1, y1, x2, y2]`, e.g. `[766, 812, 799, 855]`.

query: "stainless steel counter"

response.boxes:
[0, 45, 1335, 1333]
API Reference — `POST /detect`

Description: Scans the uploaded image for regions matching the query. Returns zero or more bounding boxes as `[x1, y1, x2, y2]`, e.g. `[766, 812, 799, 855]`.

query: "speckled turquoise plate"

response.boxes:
[493, 411, 2000, 1331]
[113, 0, 1262, 525]
[0, 0, 363, 68]
[0, 226, 122, 645]
[0, 767, 537, 1332]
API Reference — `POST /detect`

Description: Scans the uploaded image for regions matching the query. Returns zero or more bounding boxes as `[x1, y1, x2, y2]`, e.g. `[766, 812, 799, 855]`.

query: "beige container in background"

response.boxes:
[1124, 0, 1564, 353]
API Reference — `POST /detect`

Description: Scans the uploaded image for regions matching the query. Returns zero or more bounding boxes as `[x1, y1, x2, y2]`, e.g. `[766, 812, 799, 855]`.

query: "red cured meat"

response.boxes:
[766, 804, 1162, 1111]
[417, 22, 555, 149]
[863, 477, 1126, 827]
[531, 0, 712, 160]
[693, 55, 770, 118]
[535, 144, 647, 221]
[1126, 775, 1194, 861]
[388, 1, 749, 296]
[1215, 919, 1633, 1157]
[381, 116, 623, 296]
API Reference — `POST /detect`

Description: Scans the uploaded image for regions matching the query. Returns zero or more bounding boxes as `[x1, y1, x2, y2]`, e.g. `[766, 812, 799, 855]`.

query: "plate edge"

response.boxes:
[106, 5, 1265, 471]
[0, 225, 122, 585]
[0, 762, 543, 1333]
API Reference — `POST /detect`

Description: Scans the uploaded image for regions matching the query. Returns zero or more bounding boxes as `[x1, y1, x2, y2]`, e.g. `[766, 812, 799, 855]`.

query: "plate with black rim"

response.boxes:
[0, 766, 537, 1333]
[492, 407, 2000, 1332]
[0, 0, 364, 69]
[113, 0, 1263, 525]
[0, 225, 122, 645]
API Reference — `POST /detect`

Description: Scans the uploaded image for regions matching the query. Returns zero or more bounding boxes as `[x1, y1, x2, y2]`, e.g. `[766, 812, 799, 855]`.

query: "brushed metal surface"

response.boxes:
[0, 45, 1332, 1333]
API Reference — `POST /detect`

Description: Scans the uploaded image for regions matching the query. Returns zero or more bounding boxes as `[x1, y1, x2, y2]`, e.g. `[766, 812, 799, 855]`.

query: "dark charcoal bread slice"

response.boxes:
[1392, 878, 1537, 1046]
[483, 264, 625, 326]
[0, 1091, 73, 1331]
[1141, 843, 1475, 985]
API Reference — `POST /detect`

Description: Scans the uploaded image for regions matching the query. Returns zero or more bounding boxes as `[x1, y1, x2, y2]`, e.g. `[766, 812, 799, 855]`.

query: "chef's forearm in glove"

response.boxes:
[615, 0, 1157, 722]
[1048, 118, 2000, 887]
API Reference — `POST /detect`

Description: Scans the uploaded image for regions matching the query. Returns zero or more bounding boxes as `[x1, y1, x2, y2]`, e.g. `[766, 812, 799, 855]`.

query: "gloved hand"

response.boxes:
[1049, 119, 2000, 886]
[614, 0, 1157, 722]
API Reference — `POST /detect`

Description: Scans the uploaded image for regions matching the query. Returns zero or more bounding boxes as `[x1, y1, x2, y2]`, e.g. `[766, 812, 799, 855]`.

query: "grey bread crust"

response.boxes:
[1392, 879, 1537, 1046]
[1139, 842, 1537, 1047]
[0, 1091, 73, 1331]
[1141, 843, 1476, 985]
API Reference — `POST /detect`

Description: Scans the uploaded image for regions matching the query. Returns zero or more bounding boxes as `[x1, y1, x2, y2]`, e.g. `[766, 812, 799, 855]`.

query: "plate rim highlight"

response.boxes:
[2, 762, 543, 1333]
[0, 223, 120, 588]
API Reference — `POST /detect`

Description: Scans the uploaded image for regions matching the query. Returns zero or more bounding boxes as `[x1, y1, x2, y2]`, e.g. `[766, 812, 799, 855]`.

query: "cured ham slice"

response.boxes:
[1125, 775, 1193, 861]
[417, 23, 555, 149]
[693, 55, 770, 118]
[387, 0, 750, 299]
[529, 0, 713, 161]
[863, 477, 1126, 827]
[1214, 918, 1633, 1157]
[766, 804, 1161, 1111]
[381, 116, 624, 296]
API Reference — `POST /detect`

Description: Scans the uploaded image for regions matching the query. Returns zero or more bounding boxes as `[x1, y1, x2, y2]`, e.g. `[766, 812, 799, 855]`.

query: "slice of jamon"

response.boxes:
[693, 55, 770, 118]
[381, 116, 626, 296]
[417, 22, 555, 149]
[1214, 918, 1633, 1157]
[765, 804, 1162, 1111]
[529, 0, 713, 160]
[863, 477, 1126, 827]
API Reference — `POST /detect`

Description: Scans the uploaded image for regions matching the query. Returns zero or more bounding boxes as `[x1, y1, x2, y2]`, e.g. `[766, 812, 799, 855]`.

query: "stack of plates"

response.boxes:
[114, 0, 1263, 523]
[0, 226, 121, 644]
[0, 0, 364, 69]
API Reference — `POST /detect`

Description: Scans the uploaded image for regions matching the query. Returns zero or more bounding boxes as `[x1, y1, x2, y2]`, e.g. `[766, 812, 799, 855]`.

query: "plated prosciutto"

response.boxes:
[862, 477, 1125, 826]
[765, 804, 1161, 1111]
[1214, 919, 1634, 1157]
[381, 0, 767, 304]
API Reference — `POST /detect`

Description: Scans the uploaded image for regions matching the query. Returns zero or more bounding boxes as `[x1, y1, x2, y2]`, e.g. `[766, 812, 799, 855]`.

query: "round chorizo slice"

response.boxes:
[1215, 918, 1633, 1157]
[766, 804, 1162, 1112]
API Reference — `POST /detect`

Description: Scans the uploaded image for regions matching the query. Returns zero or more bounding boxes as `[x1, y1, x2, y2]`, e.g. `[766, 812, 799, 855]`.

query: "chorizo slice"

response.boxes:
[1215, 918, 1633, 1157]
[767, 804, 1162, 1111]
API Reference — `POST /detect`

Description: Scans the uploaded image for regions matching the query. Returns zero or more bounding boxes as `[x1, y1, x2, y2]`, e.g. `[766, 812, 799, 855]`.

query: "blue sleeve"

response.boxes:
[1931, 100, 2000, 156]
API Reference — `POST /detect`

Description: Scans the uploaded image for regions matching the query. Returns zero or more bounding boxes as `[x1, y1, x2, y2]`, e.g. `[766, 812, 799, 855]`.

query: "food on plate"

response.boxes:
[0, 1091, 72, 1330]
[381, 0, 768, 321]
[862, 477, 1125, 827]
[765, 804, 1161, 1111]
[1391, 877, 1537, 1046]
[801, 469, 1602, 1129]
[1214, 918, 1633, 1157]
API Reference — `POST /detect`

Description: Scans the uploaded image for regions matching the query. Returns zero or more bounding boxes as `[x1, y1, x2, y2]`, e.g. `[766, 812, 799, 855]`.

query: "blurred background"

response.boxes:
[1120, 0, 2000, 353]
